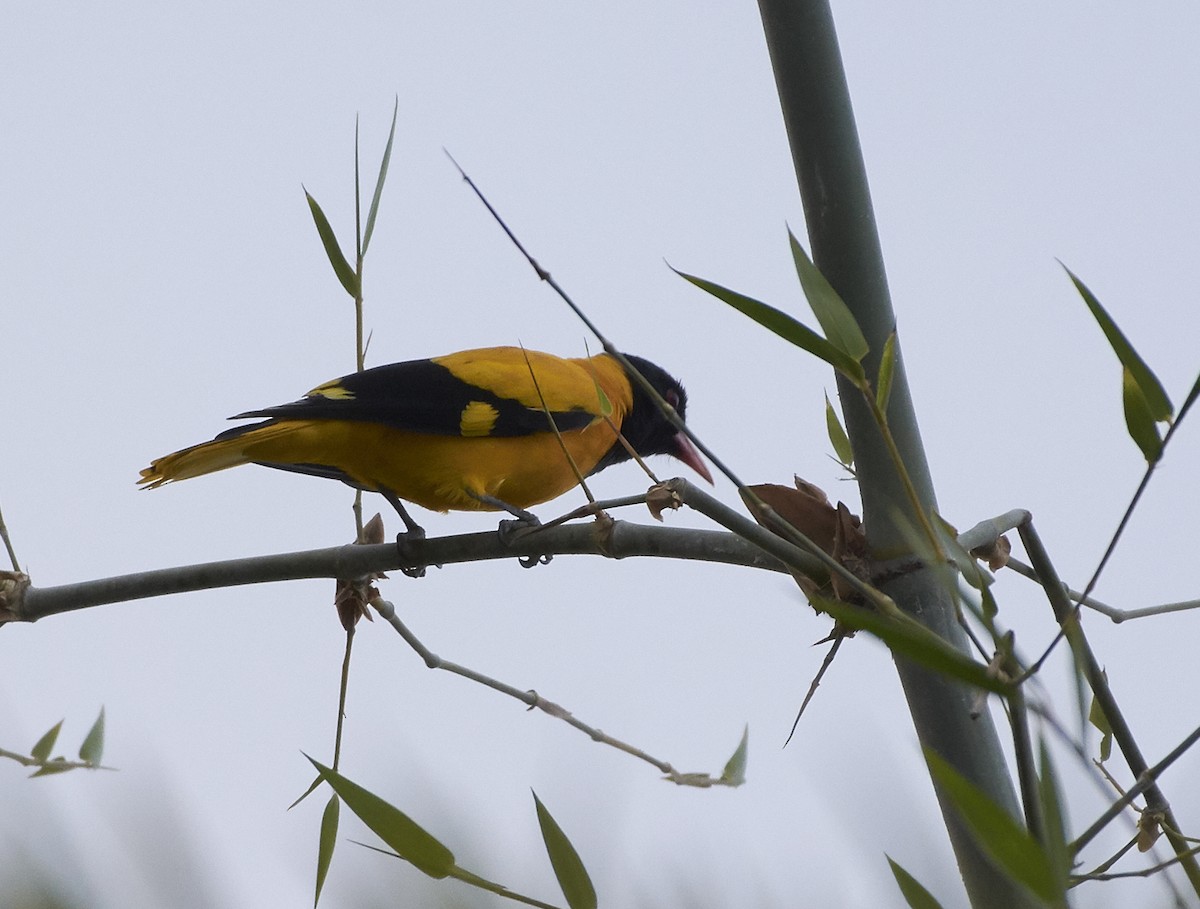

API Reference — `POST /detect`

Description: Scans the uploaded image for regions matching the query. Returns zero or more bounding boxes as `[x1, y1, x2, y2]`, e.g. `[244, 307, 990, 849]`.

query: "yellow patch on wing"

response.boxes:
[459, 400, 500, 437]
[434, 347, 615, 415]
[305, 379, 356, 400]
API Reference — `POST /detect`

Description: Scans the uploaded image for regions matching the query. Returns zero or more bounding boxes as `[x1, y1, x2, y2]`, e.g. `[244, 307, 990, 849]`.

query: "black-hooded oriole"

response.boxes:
[139, 346, 711, 522]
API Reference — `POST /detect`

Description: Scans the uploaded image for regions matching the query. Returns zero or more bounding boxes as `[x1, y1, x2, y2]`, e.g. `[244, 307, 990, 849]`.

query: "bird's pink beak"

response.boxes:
[671, 431, 714, 484]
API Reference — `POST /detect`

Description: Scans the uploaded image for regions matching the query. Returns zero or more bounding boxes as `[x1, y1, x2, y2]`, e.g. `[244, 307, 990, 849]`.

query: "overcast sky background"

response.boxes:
[4, 3, 1200, 907]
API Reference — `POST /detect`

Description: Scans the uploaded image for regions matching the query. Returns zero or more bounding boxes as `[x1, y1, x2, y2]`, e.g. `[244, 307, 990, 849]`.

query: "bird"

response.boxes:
[139, 346, 712, 532]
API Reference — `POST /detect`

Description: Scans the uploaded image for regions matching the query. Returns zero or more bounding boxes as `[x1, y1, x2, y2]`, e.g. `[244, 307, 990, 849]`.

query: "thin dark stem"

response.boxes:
[1019, 519, 1200, 892]
[1008, 681, 1042, 840]
[0, 500, 19, 571]
[333, 627, 354, 770]
[1072, 723, 1200, 854]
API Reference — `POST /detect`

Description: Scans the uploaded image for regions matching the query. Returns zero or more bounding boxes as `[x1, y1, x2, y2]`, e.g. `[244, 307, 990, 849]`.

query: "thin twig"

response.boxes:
[1072, 723, 1200, 854]
[1018, 518, 1200, 892]
[0, 499, 19, 571]
[1006, 556, 1200, 623]
[520, 345, 594, 504]
[333, 626, 354, 771]
[369, 596, 736, 787]
[443, 151, 748, 497]
[783, 632, 844, 746]
[0, 747, 108, 773]
[1075, 844, 1200, 884]
[1026, 383, 1197, 671]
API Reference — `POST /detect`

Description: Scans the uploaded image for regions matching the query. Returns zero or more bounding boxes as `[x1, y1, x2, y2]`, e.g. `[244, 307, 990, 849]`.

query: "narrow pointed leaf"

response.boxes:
[1065, 266, 1172, 422]
[78, 707, 105, 764]
[813, 596, 1009, 695]
[926, 751, 1060, 904]
[314, 793, 340, 907]
[31, 720, 63, 762]
[936, 516, 991, 595]
[1121, 367, 1163, 462]
[305, 189, 360, 298]
[307, 756, 454, 878]
[788, 230, 869, 361]
[289, 773, 325, 810]
[362, 97, 398, 256]
[30, 758, 74, 778]
[676, 269, 866, 383]
[877, 331, 897, 415]
[1037, 740, 1071, 899]
[887, 856, 947, 909]
[979, 584, 999, 625]
[533, 792, 597, 909]
[824, 394, 853, 466]
[354, 116, 362, 261]
[720, 725, 749, 786]
[593, 382, 612, 417]
[1088, 674, 1113, 762]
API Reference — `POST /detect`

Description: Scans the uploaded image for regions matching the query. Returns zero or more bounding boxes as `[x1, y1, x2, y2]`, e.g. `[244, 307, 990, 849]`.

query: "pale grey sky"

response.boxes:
[4, 3, 1199, 907]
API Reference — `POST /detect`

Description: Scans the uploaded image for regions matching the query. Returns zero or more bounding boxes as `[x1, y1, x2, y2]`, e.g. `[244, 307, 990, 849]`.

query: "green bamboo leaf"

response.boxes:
[289, 774, 324, 810]
[354, 116, 362, 261]
[788, 230, 869, 361]
[676, 269, 866, 382]
[30, 720, 63, 762]
[532, 792, 597, 909]
[813, 596, 1009, 695]
[314, 793, 340, 907]
[78, 707, 105, 765]
[1088, 672, 1113, 762]
[307, 756, 454, 878]
[887, 856, 947, 909]
[30, 757, 74, 778]
[362, 98, 398, 257]
[305, 189, 360, 298]
[926, 750, 1060, 904]
[935, 515, 991, 595]
[979, 584, 999, 625]
[1037, 740, 1071, 900]
[877, 331, 897, 415]
[1121, 367, 1163, 462]
[593, 382, 612, 417]
[720, 724, 749, 786]
[1064, 266, 1172, 448]
[824, 393, 853, 466]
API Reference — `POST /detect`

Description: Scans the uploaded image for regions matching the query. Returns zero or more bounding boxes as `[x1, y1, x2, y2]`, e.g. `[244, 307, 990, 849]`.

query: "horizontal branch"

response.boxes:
[6, 520, 793, 624]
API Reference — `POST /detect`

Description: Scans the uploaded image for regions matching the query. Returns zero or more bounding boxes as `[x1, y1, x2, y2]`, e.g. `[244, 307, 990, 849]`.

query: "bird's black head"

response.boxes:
[590, 354, 712, 483]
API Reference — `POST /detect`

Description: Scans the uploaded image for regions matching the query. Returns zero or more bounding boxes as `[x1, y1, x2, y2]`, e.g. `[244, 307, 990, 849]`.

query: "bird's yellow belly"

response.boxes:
[240, 419, 619, 512]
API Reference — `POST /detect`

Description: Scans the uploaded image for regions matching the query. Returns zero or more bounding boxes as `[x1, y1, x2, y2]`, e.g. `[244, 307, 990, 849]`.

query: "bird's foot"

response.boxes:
[395, 526, 427, 579]
[499, 517, 551, 569]
[379, 487, 430, 577]
[471, 493, 551, 568]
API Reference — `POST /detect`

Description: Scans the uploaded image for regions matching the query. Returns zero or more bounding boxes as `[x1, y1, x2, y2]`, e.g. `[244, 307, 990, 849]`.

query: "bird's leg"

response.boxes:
[379, 488, 425, 537]
[380, 487, 427, 579]
[469, 493, 550, 568]
[472, 493, 540, 527]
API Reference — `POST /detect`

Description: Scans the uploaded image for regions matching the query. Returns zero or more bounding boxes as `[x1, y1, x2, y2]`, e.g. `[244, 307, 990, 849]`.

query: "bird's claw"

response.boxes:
[395, 528, 428, 579]
[496, 515, 552, 568]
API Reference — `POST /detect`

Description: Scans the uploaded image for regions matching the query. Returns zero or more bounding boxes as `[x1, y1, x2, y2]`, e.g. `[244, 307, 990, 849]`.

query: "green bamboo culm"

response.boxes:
[755, 2, 1038, 906]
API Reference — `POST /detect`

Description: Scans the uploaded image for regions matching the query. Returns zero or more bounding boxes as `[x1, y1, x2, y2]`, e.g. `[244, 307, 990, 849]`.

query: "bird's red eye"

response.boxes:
[666, 389, 680, 410]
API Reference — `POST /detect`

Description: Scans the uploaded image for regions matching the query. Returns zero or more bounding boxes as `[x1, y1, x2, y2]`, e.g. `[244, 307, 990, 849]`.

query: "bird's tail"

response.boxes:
[138, 421, 293, 488]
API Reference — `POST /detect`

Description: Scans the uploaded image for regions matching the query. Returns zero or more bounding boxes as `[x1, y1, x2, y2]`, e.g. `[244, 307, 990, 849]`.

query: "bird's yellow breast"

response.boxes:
[233, 417, 622, 512]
